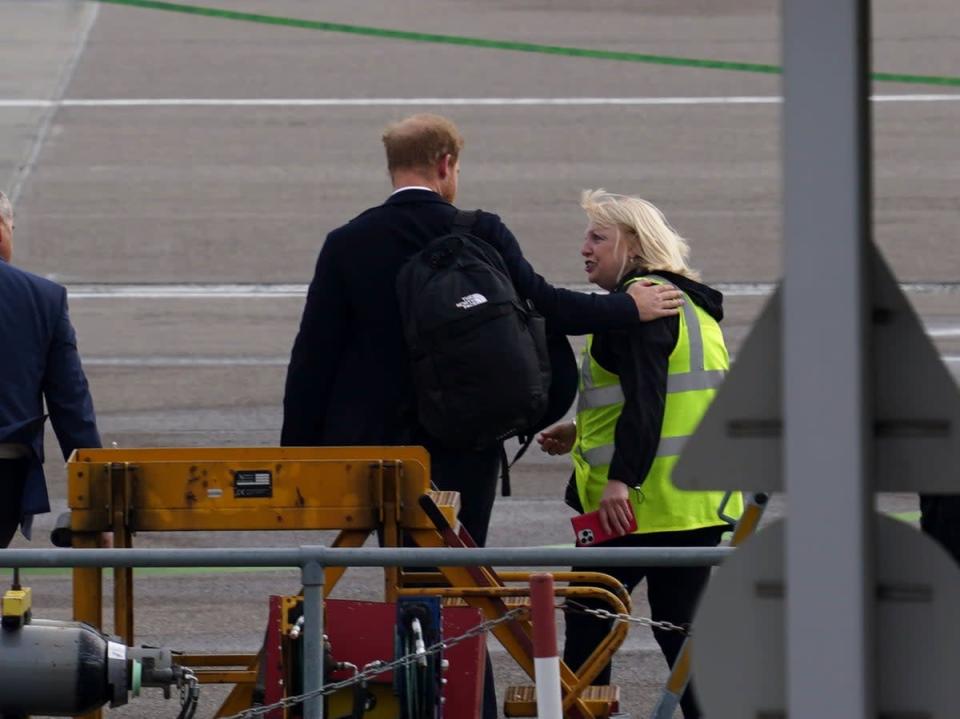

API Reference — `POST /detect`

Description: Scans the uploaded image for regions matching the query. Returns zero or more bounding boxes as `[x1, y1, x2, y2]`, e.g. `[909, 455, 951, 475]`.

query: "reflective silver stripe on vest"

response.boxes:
[580, 368, 724, 410]
[646, 274, 725, 394]
[582, 443, 615, 466]
[578, 384, 626, 410]
[667, 369, 726, 393]
[655, 435, 689, 457]
[583, 433, 690, 466]
[580, 341, 595, 390]
[684, 295, 705, 371]
[579, 364, 724, 406]
[646, 274, 704, 372]
[577, 342, 595, 413]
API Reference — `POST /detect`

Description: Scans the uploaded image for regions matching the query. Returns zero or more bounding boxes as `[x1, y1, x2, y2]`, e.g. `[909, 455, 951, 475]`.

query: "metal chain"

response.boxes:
[219, 607, 526, 719]
[563, 600, 689, 635]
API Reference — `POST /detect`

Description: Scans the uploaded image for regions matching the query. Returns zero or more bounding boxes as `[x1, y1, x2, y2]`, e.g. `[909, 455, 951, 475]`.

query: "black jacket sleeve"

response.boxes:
[281, 233, 348, 445]
[476, 212, 640, 335]
[43, 289, 102, 458]
[592, 312, 679, 487]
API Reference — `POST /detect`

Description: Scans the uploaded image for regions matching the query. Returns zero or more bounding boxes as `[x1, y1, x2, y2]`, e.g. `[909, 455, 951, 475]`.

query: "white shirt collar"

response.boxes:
[390, 185, 438, 196]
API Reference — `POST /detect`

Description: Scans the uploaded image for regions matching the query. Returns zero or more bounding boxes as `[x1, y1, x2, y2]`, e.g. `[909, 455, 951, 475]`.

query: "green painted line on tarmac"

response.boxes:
[98, 0, 960, 88]
[872, 71, 960, 87]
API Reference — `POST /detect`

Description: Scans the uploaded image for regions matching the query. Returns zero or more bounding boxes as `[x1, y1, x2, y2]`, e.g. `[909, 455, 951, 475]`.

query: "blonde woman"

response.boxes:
[538, 190, 741, 718]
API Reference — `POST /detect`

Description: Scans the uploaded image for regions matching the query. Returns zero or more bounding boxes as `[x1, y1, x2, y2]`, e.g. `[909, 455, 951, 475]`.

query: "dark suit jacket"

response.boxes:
[0, 259, 101, 518]
[282, 189, 639, 447]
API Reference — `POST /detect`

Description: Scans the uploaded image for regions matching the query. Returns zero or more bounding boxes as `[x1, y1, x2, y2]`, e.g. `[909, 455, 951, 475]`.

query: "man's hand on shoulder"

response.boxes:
[627, 281, 683, 321]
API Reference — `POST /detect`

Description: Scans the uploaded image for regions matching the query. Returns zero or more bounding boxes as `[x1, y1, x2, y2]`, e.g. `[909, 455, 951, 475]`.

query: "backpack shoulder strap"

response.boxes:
[450, 208, 511, 275]
[452, 209, 480, 233]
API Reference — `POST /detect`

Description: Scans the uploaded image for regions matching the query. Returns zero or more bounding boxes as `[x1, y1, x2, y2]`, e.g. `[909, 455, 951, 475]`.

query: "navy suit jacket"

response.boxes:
[282, 189, 640, 447]
[0, 259, 101, 517]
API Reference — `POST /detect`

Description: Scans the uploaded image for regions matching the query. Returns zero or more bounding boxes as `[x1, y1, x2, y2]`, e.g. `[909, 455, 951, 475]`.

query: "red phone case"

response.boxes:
[571, 505, 638, 546]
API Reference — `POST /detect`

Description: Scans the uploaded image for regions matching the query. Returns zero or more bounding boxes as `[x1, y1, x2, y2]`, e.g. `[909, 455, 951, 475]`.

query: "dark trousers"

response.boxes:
[0, 459, 28, 548]
[429, 445, 501, 548]
[407, 445, 501, 718]
[920, 494, 960, 565]
[563, 526, 725, 719]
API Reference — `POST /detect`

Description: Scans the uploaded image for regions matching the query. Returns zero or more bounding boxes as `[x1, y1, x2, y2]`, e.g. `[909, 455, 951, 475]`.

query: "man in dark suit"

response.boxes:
[282, 115, 681, 719]
[0, 191, 101, 547]
[282, 114, 681, 547]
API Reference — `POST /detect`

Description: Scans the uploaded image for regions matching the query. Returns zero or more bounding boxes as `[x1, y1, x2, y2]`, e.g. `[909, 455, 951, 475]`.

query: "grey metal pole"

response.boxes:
[301, 558, 325, 719]
[782, 0, 874, 717]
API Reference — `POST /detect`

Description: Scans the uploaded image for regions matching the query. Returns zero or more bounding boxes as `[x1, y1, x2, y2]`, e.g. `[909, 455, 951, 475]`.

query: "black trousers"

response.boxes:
[429, 445, 501, 548]
[0, 459, 28, 548]
[563, 526, 725, 719]
[407, 445, 501, 718]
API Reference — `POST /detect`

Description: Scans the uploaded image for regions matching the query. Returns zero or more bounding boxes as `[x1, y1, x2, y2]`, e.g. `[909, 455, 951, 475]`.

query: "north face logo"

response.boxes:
[455, 293, 488, 309]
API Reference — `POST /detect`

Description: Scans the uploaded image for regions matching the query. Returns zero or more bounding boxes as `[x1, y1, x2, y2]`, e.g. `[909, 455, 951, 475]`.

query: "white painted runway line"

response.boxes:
[83, 354, 960, 369]
[63, 281, 960, 299]
[1, 94, 958, 109]
[84, 356, 287, 367]
[67, 287, 960, 369]
[9, 3, 99, 203]
[67, 283, 308, 299]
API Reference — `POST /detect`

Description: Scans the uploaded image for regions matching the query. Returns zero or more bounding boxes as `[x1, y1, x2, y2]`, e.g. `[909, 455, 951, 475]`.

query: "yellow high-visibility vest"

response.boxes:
[571, 275, 742, 533]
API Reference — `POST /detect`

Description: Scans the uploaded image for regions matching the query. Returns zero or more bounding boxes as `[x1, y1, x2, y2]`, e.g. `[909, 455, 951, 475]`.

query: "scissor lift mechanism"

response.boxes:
[67, 447, 630, 719]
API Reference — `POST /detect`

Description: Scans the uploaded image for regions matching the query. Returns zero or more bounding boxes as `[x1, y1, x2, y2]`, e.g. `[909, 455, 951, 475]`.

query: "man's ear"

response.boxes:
[437, 153, 453, 179]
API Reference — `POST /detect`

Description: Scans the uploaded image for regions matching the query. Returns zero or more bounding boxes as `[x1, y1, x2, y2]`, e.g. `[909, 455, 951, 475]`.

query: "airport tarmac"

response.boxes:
[2, 1, 958, 717]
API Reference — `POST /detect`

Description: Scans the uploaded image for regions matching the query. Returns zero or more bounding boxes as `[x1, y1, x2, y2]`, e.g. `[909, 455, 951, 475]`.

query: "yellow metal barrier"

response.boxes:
[66, 446, 627, 719]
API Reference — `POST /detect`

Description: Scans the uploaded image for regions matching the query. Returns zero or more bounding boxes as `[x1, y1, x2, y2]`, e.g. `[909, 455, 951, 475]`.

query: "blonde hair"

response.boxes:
[580, 189, 699, 281]
[382, 114, 464, 175]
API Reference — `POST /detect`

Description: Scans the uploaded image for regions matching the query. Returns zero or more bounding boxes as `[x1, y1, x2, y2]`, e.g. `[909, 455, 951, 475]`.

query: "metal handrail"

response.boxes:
[0, 545, 732, 569]
[0, 544, 732, 719]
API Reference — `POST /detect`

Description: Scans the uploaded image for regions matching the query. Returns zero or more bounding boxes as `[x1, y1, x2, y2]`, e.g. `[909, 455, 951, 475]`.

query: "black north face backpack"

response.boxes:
[396, 210, 551, 451]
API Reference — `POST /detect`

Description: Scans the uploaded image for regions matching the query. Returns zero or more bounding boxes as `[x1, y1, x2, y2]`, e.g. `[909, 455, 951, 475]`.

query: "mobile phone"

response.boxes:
[571, 505, 637, 546]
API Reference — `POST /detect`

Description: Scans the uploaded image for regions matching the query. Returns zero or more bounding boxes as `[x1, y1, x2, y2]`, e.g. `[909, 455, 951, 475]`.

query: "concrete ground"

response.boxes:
[2, 0, 958, 717]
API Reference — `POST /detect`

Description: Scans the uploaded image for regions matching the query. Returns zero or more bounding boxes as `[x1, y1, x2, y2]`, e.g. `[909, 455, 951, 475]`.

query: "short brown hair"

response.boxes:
[382, 114, 464, 174]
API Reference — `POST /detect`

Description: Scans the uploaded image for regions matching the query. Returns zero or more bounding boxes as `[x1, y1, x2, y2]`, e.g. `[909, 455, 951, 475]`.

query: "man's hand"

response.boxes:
[627, 281, 683, 321]
[537, 421, 576, 456]
[598, 480, 634, 537]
